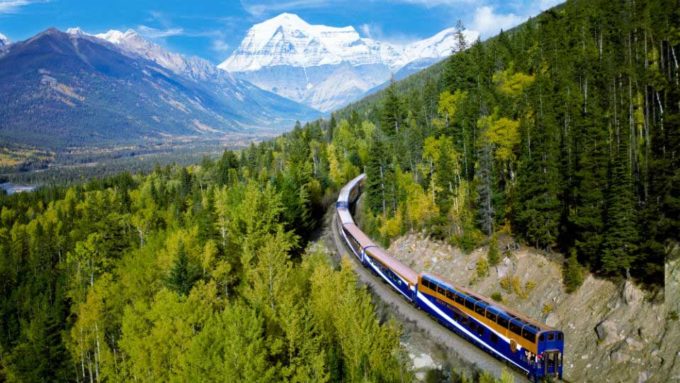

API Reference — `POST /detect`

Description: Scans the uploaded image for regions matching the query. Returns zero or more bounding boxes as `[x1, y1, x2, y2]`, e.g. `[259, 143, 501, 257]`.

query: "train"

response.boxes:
[336, 174, 564, 382]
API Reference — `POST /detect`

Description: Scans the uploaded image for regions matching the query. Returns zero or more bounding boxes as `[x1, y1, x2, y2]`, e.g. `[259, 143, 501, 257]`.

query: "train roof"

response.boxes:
[421, 273, 553, 332]
[337, 208, 355, 225]
[365, 246, 419, 285]
[342, 223, 375, 249]
[337, 173, 366, 204]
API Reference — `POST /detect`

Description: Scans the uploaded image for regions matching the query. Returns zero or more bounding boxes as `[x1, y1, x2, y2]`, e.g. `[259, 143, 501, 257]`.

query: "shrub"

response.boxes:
[491, 292, 503, 302]
[476, 257, 489, 278]
[542, 303, 554, 316]
[487, 234, 500, 266]
[563, 249, 584, 293]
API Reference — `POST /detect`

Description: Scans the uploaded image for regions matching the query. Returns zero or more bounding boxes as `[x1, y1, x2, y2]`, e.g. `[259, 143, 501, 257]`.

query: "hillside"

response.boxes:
[328, 0, 678, 288]
[0, 28, 318, 150]
[387, 234, 678, 382]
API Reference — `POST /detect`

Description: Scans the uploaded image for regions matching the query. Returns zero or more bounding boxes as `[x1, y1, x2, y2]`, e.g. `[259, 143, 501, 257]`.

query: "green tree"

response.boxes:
[167, 242, 200, 296]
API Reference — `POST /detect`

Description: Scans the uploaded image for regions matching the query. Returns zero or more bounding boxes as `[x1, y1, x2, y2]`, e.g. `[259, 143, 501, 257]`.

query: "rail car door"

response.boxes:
[542, 350, 562, 378]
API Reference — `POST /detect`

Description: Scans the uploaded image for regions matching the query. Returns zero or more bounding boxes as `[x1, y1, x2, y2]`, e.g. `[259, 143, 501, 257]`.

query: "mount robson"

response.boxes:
[220, 13, 478, 112]
[0, 28, 320, 150]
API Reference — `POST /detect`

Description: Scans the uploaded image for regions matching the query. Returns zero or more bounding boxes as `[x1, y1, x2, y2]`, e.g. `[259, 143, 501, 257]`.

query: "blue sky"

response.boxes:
[0, 0, 563, 63]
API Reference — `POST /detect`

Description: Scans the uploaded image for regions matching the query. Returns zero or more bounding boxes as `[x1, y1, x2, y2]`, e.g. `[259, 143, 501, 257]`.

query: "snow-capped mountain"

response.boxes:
[219, 13, 477, 112]
[0, 27, 320, 149]
[64, 27, 319, 127]
[93, 29, 222, 83]
[0, 32, 10, 53]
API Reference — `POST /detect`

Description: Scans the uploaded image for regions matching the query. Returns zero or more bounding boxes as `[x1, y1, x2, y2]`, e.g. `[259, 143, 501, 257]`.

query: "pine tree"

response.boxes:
[601, 142, 638, 276]
[167, 242, 200, 296]
[380, 81, 405, 137]
[476, 143, 495, 235]
[365, 130, 395, 216]
[487, 234, 500, 266]
[563, 249, 584, 293]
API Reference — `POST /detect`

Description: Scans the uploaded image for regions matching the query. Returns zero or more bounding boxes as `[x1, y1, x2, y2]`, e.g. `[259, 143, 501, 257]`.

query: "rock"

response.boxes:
[546, 312, 560, 327]
[638, 371, 650, 383]
[625, 337, 644, 351]
[496, 257, 512, 278]
[610, 341, 632, 364]
[623, 280, 644, 305]
[595, 320, 619, 345]
[412, 352, 437, 370]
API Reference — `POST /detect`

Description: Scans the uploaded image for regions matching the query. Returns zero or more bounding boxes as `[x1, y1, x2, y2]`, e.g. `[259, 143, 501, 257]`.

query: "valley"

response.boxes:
[0, 0, 677, 382]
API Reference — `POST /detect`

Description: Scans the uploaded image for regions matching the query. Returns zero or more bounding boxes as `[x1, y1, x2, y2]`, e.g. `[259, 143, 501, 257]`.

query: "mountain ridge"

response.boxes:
[0, 28, 319, 150]
[218, 13, 477, 112]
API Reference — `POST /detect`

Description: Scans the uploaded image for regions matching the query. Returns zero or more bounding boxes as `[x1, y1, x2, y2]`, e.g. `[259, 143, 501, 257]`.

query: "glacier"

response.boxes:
[218, 13, 478, 112]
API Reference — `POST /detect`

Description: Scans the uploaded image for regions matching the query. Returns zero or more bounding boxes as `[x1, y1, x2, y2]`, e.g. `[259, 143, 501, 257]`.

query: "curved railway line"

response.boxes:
[330, 174, 565, 382]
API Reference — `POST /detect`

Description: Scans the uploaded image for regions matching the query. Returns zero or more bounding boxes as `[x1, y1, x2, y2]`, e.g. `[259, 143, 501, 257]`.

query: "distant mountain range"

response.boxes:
[219, 13, 477, 111]
[0, 14, 470, 150]
[0, 28, 319, 149]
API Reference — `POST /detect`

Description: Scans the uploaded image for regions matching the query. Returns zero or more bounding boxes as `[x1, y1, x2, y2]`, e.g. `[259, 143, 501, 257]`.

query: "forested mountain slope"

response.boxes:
[0, 0, 677, 381]
[0, 28, 318, 149]
[337, 0, 678, 287]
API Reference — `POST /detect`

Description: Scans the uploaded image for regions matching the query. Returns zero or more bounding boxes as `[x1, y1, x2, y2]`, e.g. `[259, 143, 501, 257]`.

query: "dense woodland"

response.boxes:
[0, 0, 678, 381]
[341, 0, 678, 288]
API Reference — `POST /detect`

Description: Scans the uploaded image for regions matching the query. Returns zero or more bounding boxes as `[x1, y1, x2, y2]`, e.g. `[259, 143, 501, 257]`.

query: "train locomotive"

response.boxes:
[336, 174, 564, 382]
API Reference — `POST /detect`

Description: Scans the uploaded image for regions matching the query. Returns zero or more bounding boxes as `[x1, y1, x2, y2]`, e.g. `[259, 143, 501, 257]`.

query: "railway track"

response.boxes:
[326, 205, 530, 382]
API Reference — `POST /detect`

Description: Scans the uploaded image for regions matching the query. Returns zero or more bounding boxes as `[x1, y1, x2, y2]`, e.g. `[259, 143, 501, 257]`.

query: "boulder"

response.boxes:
[638, 371, 650, 383]
[595, 320, 620, 346]
[496, 257, 512, 278]
[610, 341, 632, 363]
[546, 312, 560, 327]
[623, 280, 644, 306]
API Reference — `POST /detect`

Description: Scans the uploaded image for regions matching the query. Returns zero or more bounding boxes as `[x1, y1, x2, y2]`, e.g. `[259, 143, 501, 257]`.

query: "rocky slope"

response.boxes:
[386, 234, 679, 382]
[219, 13, 477, 112]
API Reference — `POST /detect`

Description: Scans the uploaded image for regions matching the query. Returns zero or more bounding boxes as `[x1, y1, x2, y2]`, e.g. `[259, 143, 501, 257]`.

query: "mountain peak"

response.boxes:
[95, 29, 139, 44]
[0, 32, 10, 46]
[265, 12, 307, 26]
[219, 18, 478, 112]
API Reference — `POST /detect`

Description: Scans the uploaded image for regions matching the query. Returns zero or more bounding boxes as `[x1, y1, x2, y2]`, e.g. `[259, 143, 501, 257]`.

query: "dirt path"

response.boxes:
[311, 206, 530, 382]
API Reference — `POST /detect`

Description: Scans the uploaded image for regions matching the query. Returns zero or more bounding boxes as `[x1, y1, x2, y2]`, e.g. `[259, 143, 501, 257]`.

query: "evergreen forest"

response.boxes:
[0, 0, 678, 381]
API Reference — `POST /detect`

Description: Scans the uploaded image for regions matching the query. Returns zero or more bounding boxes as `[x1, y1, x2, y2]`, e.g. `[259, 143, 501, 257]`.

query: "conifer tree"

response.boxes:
[601, 142, 638, 276]
[167, 242, 200, 296]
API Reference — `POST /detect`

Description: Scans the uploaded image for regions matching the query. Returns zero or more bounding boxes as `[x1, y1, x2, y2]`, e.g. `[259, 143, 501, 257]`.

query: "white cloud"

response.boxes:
[211, 38, 230, 53]
[0, 0, 46, 14]
[240, 0, 333, 17]
[136, 25, 185, 39]
[389, 0, 476, 6]
[471, 5, 524, 38]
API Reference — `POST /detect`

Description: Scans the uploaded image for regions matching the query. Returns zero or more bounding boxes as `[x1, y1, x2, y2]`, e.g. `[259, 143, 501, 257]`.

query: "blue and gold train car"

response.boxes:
[336, 174, 564, 381]
[416, 274, 564, 380]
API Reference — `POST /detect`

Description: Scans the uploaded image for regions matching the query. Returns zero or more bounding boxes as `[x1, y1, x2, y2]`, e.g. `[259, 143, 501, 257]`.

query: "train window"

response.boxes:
[509, 321, 522, 335]
[446, 290, 453, 299]
[558, 333, 564, 341]
[539, 334, 545, 341]
[437, 285, 445, 294]
[465, 298, 475, 310]
[490, 333, 499, 344]
[455, 294, 464, 304]
[522, 328, 536, 343]
[497, 315, 509, 329]
[475, 304, 485, 315]
[486, 311, 497, 322]
[547, 333, 555, 341]
[422, 280, 430, 289]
